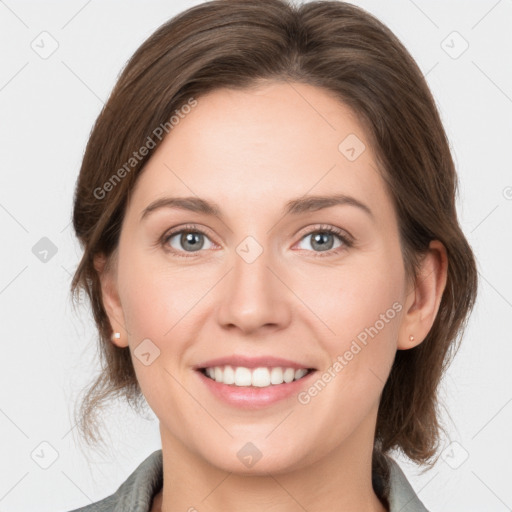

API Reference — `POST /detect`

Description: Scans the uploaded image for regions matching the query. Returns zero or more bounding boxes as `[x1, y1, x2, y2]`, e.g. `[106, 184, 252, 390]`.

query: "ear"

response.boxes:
[93, 252, 129, 348]
[397, 240, 448, 350]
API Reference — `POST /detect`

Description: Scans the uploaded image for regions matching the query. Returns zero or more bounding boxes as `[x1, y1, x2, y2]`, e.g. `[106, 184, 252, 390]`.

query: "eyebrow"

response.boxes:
[140, 193, 374, 222]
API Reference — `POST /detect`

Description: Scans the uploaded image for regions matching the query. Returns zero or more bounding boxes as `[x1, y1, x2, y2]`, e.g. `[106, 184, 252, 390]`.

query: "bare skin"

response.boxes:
[96, 81, 447, 512]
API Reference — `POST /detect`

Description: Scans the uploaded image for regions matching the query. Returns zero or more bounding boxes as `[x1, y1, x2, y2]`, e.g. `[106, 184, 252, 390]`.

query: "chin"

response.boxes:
[197, 438, 313, 475]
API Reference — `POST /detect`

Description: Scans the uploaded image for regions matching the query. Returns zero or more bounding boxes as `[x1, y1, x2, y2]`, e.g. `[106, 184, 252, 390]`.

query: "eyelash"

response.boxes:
[160, 223, 353, 259]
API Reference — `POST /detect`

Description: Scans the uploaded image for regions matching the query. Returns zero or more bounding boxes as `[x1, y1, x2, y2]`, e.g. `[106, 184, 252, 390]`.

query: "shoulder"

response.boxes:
[384, 455, 431, 512]
[66, 450, 163, 512]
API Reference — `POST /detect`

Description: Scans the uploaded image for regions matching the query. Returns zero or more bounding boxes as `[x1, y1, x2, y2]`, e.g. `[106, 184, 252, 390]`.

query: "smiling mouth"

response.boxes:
[198, 365, 316, 388]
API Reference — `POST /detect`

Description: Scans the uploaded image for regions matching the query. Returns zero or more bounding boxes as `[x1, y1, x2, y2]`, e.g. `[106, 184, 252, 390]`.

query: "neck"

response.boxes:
[154, 411, 388, 512]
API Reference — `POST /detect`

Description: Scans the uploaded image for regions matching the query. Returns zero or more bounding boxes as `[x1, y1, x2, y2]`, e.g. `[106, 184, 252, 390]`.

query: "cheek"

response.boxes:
[296, 262, 403, 429]
[302, 251, 404, 387]
[116, 248, 212, 398]
[298, 253, 403, 339]
[118, 245, 200, 340]
[116, 251, 190, 412]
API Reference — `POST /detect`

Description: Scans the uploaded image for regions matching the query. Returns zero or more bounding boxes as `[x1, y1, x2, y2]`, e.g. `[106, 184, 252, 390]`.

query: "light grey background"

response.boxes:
[0, 0, 511, 510]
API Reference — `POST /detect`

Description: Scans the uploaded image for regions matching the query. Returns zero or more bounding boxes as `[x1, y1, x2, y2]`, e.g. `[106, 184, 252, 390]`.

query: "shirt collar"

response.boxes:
[382, 455, 430, 511]
[100, 449, 429, 512]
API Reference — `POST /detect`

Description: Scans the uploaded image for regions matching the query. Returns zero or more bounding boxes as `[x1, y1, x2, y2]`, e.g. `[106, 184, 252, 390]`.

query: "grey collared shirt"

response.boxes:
[68, 449, 429, 512]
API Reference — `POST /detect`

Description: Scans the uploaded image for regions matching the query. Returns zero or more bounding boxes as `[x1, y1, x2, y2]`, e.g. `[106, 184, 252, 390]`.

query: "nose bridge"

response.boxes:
[216, 234, 291, 333]
[234, 235, 272, 290]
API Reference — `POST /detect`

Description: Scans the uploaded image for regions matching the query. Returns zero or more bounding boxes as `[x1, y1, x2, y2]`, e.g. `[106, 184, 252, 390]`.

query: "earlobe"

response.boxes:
[93, 253, 129, 348]
[397, 240, 448, 350]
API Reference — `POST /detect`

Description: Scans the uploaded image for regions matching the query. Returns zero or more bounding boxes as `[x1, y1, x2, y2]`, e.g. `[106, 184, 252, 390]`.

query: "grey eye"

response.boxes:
[297, 231, 343, 252]
[167, 231, 214, 252]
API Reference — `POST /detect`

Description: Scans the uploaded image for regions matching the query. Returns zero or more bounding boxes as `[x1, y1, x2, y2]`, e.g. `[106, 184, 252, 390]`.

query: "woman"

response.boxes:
[68, 0, 478, 510]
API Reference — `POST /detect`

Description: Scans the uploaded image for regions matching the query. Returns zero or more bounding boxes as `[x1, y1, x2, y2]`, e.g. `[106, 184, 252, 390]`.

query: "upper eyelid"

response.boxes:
[164, 224, 216, 242]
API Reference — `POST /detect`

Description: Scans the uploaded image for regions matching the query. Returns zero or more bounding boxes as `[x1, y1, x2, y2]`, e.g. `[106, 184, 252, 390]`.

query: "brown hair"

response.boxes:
[70, 0, 477, 483]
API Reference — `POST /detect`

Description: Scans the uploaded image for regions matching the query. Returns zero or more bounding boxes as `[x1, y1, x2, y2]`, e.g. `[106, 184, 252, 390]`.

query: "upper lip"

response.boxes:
[194, 355, 316, 370]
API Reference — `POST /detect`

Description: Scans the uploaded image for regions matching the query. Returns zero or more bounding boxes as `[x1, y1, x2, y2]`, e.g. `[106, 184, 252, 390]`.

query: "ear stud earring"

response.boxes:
[409, 335, 415, 342]
[111, 332, 121, 342]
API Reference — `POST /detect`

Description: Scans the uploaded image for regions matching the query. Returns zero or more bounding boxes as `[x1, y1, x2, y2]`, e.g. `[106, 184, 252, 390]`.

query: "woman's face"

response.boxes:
[104, 81, 415, 473]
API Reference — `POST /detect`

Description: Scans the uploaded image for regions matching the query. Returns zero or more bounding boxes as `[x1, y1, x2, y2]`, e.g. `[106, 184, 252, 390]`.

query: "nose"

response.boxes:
[216, 242, 292, 335]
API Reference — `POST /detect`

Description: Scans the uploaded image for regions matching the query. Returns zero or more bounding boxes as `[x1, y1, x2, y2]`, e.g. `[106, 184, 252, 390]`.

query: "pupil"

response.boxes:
[312, 232, 333, 251]
[182, 232, 203, 251]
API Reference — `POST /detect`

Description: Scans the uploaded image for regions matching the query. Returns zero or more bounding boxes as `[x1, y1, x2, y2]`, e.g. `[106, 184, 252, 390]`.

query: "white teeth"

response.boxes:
[223, 365, 235, 384]
[295, 368, 308, 380]
[202, 365, 311, 387]
[283, 368, 295, 383]
[252, 367, 271, 387]
[270, 367, 283, 384]
[234, 367, 252, 386]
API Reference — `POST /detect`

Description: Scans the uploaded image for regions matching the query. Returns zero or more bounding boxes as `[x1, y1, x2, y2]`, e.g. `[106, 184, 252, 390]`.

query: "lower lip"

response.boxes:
[196, 370, 316, 409]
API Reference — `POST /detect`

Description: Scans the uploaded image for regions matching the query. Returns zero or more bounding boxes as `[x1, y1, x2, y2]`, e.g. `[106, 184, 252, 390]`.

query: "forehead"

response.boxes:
[128, 81, 394, 223]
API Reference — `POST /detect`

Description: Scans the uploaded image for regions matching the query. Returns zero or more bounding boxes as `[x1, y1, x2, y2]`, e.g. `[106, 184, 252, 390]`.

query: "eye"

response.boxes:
[162, 224, 215, 257]
[295, 224, 353, 256]
[160, 223, 353, 258]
